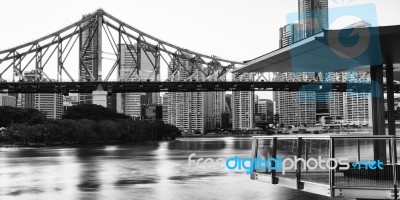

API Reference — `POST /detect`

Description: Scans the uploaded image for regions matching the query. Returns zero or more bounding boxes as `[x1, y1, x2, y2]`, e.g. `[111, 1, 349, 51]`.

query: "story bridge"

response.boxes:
[0, 9, 385, 94]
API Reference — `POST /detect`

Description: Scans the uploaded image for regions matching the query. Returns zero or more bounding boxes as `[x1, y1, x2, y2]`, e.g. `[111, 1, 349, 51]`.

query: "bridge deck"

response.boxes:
[0, 81, 391, 93]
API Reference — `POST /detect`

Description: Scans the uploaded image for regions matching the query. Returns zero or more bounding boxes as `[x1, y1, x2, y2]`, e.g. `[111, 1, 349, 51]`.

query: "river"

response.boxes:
[0, 137, 339, 200]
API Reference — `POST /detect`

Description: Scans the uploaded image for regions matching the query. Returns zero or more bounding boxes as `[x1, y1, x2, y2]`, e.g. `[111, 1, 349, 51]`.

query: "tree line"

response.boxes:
[0, 105, 181, 145]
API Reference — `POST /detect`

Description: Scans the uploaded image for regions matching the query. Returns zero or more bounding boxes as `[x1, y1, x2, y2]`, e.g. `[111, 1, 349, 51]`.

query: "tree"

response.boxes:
[0, 106, 182, 145]
[0, 106, 47, 127]
[62, 104, 130, 121]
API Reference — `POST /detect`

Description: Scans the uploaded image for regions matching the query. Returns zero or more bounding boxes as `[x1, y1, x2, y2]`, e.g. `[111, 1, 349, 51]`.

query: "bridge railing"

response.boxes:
[250, 135, 399, 199]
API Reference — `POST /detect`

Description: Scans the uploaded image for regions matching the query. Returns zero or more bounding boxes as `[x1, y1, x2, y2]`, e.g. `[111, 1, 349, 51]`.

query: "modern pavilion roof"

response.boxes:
[234, 25, 400, 75]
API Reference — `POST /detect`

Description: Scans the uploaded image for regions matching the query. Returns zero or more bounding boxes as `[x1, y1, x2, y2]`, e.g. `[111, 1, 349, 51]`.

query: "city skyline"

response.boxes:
[1, 2, 400, 199]
[1, 0, 400, 100]
[0, 2, 398, 128]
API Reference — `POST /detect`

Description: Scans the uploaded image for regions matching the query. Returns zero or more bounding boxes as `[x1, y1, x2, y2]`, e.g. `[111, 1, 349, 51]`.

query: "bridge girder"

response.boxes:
[0, 9, 243, 83]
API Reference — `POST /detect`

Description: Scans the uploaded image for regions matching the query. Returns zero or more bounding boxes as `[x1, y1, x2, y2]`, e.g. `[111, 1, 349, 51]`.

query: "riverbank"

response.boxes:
[0, 105, 182, 147]
[0, 138, 177, 148]
[180, 134, 267, 138]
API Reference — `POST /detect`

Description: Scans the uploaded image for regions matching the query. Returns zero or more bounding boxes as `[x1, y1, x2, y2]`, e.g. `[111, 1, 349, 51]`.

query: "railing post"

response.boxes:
[297, 137, 303, 190]
[272, 137, 278, 184]
[329, 137, 335, 197]
[357, 139, 361, 162]
[305, 140, 308, 172]
[392, 137, 398, 199]
[250, 137, 258, 180]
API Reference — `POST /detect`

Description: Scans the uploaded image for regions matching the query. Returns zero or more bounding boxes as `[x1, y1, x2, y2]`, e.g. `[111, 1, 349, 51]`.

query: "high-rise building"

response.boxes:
[141, 105, 162, 121]
[225, 94, 233, 127]
[35, 93, 63, 119]
[225, 94, 232, 113]
[167, 57, 206, 133]
[256, 99, 274, 124]
[279, 23, 304, 48]
[79, 15, 101, 105]
[266, 100, 274, 124]
[17, 70, 36, 109]
[166, 55, 228, 134]
[315, 73, 331, 123]
[325, 72, 346, 119]
[274, 73, 316, 126]
[221, 112, 230, 129]
[275, 0, 329, 127]
[0, 94, 17, 107]
[232, 73, 255, 130]
[298, 0, 329, 38]
[204, 73, 226, 131]
[162, 94, 169, 123]
[340, 21, 373, 126]
[63, 95, 78, 113]
[18, 70, 63, 119]
[116, 44, 159, 118]
[342, 72, 372, 126]
[17, 93, 35, 108]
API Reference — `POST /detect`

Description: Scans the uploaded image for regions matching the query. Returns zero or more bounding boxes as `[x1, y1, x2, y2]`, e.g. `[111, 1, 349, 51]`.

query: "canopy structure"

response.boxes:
[235, 26, 400, 160]
[234, 25, 400, 75]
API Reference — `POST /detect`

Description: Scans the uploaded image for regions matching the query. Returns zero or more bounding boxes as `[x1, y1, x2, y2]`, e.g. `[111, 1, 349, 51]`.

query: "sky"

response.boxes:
[1, 0, 400, 100]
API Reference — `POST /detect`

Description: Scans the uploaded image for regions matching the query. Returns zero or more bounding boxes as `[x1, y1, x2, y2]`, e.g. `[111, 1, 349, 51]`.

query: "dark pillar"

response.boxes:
[370, 65, 387, 162]
[296, 138, 303, 190]
[386, 63, 396, 136]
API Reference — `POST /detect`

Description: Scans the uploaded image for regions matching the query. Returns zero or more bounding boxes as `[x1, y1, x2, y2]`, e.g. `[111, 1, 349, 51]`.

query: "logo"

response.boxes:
[284, 3, 383, 102]
[187, 154, 384, 175]
[286, 3, 381, 72]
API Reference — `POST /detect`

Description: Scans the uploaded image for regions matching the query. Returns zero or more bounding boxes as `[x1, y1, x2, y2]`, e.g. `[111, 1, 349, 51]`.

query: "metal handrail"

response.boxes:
[253, 134, 400, 139]
[251, 135, 399, 198]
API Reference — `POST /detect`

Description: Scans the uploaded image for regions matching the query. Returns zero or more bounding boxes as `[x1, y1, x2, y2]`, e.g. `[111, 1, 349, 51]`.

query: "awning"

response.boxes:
[234, 25, 400, 75]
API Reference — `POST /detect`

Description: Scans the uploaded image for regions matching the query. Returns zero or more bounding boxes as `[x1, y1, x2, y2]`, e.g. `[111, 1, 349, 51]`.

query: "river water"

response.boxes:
[0, 137, 339, 200]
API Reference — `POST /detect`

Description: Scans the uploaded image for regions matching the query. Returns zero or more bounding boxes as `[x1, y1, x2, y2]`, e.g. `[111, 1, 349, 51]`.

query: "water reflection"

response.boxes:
[0, 138, 341, 200]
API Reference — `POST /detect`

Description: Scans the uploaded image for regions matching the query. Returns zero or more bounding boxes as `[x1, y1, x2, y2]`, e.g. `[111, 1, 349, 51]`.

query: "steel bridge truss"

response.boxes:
[0, 9, 241, 84]
[0, 9, 389, 95]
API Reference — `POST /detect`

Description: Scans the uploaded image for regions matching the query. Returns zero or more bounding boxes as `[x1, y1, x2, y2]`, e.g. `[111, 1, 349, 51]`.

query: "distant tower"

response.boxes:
[79, 14, 102, 105]
[232, 73, 255, 130]
[0, 94, 16, 107]
[274, 73, 316, 126]
[22, 70, 63, 119]
[275, 0, 329, 127]
[204, 72, 226, 131]
[298, 0, 329, 37]
[35, 93, 63, 119]
[279, 23, 303, 48]
[167, 57, 206, 134]
[341, 21, 373, 126]
[116, 44, 158, 118]
[162, 94, 169, 123]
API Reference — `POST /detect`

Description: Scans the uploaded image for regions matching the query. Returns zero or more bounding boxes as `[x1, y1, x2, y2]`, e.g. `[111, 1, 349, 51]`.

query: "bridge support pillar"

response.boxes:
[370, 65, 387, 163]
[92, 85, 107, 108]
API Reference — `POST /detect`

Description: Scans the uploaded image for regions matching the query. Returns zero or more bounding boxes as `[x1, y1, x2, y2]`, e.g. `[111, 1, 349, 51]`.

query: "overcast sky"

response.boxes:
[1, 0, 400, 100]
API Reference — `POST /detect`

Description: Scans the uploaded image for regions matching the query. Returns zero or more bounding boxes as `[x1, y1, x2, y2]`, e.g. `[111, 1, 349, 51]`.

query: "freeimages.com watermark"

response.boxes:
[187, 153, 384, 175]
